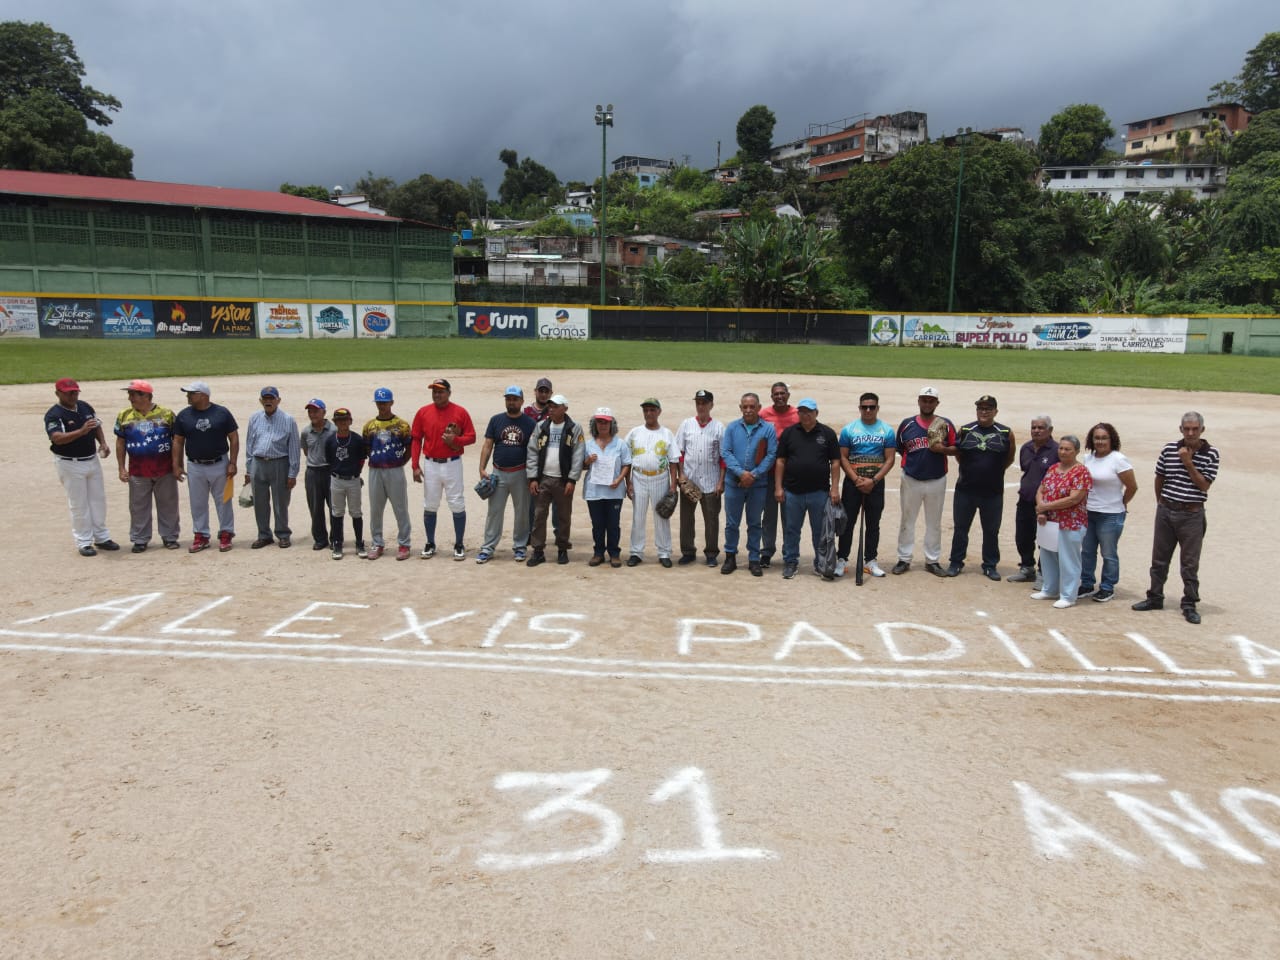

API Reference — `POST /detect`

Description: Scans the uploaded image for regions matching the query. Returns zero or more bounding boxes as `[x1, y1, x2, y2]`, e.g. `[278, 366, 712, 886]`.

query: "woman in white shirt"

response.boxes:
[1079, 422, 1139, 603]
[581, 407, 631, 568]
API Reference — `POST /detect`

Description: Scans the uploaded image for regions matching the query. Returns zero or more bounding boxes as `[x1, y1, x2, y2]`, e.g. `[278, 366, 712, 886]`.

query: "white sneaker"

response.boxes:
[865, 559, 886, 578]
[834, 558, 847, 578]
[1052, 598, 1075, 609]
[1029, 591, 1051, 600]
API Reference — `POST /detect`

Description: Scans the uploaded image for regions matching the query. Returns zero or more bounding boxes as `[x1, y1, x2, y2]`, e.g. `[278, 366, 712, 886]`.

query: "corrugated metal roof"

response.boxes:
[0, 170, 398, 221]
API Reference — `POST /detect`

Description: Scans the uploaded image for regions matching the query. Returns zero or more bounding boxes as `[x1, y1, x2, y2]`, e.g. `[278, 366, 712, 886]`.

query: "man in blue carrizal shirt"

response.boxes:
[720, 392, 777, 577]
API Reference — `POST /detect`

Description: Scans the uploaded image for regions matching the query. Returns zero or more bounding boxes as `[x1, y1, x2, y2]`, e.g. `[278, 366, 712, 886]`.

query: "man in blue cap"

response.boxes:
[301, 398, 336, 550]
[243, 385, 300, 549]
[476, 385, 537, 563]
[362, 388, 413, 560]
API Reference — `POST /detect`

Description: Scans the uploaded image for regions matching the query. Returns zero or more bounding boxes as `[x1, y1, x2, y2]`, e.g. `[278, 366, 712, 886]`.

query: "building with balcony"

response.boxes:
[1123, 104, 1250, 160]
[1040, 162, 1227, 203]
[806, 111, 928, 182]
[611, 156, 677, 188]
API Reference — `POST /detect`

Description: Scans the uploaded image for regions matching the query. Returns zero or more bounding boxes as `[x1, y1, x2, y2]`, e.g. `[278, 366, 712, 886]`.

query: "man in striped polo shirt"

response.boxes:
[1132, 412, 1220, 624]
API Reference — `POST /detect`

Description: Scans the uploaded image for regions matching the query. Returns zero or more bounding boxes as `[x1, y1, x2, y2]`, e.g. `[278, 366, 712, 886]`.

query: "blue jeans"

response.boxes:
[1080, 510, 1126, 592]
[782, 489, 829, 565]
[723, 480, 768, 561]
[1041, 525, 1086, 601]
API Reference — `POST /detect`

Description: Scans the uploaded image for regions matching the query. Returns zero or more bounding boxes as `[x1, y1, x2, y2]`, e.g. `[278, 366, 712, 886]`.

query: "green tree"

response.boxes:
[1209, 31, 1280, 113]
[497, 150, 560, 209]
[840, 138, 1040, 310]
[279, 183, 330, 202]
[735, 104, 776, 164]
[387, 173, 472, 225]
[0, 21, 132, 176]
[1229, 108, 1280, 166]
[352, 172, 396, 209]
[1038, 104, 1115, 166]
[723, 216, 840, 309]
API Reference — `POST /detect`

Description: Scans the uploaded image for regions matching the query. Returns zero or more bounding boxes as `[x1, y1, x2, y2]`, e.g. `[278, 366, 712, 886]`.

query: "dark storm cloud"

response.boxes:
[17, 0, 1277, 192]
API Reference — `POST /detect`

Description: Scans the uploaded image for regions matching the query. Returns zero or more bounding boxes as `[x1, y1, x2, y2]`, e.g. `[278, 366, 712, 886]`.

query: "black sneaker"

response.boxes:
[721, 555, 737, 575]
[748, 561, 763, 577]
[557, 550, 569, 565]
[759, 556, 772, 568]
[659, 557, 673, 568]
[626, 555, 643, 567]
[79, 545, 97, 557]
[1006, 567, 1035, 583]
[782, 562, 798, 579]
[1182, 606, 1201, 624]
[925, 562, 949, 578]
[891, 560, 910, 575]
[1077, 586, 1098, 599]
[526, 551, 546, 567]
[946, 562, 962, 577]
[982, 567, 1001, 581]
[131, 543, 147, 554]
[1131, 597, 1163, 611]
[94, 540, 120, 551]
[1092, 589, 1114, 603]
[705, 555, 718, 567]
[677, 554, 697, 566]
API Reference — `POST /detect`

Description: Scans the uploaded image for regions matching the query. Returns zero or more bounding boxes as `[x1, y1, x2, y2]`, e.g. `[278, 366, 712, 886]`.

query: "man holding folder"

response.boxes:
[172, 380, 240, 553]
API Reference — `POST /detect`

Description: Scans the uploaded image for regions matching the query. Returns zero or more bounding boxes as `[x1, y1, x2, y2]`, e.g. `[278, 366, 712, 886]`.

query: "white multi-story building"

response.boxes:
[1041, 162, 1227, 203]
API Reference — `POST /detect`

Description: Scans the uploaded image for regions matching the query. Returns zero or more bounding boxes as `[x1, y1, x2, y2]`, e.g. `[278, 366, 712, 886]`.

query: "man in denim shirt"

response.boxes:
[720, 392, 778, 576]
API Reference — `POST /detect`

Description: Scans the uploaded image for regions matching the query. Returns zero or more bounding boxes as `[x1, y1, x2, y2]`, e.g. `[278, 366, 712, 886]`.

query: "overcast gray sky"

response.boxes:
[11, 1, 1276, 194]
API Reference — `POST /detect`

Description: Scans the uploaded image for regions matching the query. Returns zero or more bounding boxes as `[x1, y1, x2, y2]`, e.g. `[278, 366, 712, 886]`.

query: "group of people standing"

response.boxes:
[44, 375, 1219, 623]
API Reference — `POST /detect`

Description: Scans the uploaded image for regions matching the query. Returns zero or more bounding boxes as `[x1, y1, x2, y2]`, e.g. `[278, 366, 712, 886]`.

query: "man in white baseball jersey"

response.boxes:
[625, 398, 678, 567]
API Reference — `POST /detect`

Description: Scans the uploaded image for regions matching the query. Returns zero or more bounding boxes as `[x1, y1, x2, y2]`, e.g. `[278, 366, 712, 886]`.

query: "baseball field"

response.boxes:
[2, 346, 1277, 959]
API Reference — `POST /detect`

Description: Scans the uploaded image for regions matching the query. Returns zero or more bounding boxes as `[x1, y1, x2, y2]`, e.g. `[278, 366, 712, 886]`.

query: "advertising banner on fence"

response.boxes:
[257, 302, 309, 338]
[457, 305, 536, 338]
[0, 296, 39, 338]
[101, 299, 156, 339]
[869, 315, 901, 346]
[312, 304, 355, 339]
[206, 301, 257, 338]
[1028, 316, 1188, 353]
[539, 306, 589, 340]
[153, 300, 209, 337]
[38, 299, 101, 338]
[356, 304, 395, 339]
[901, 314, 1189, 353]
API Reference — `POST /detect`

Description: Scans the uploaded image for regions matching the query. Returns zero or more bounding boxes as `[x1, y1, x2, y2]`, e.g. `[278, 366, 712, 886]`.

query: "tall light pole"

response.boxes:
[947, 127, 972, 314]
[595, 103, 613, 307]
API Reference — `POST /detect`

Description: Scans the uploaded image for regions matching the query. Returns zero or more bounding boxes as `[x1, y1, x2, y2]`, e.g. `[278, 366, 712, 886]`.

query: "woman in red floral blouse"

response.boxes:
[1032, 435, 1093, 608]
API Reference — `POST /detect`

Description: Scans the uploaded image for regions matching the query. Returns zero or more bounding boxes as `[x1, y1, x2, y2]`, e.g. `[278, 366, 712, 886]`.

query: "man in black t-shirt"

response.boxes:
[172, 380, 240, 553]
[44, 376, 118, 556]
[939, 395, 1015, 579]
[773, 398, 841, 580]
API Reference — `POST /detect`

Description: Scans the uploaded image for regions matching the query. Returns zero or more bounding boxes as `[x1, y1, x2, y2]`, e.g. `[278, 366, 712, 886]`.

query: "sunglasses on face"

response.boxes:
[859, 404, 877, 410]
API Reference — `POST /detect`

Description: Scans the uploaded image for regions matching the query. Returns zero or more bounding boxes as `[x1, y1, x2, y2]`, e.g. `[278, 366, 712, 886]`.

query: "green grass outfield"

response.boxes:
[3, 339, 1277, 394]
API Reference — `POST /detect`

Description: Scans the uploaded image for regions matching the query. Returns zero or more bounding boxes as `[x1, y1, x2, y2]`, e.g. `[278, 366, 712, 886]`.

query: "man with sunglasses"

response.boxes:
[836, 392, 896, 578]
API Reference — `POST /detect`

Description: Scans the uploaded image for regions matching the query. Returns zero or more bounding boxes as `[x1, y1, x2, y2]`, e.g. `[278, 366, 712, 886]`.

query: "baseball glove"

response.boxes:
[474, 474, 498, 500]
[655, 489, 679, 519]
[927, 417, 950, 448]
[678, 476, 703, 503]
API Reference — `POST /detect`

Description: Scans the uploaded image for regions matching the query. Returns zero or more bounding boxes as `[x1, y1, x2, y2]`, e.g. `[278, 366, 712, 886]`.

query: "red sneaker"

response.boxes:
[189, 534, 210, 554]
[218, 531, 233, 552]
[396, 545, 411, 561]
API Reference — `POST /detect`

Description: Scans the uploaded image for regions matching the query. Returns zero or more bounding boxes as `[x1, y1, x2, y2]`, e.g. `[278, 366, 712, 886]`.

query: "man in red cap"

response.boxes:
[44, 377, 118, 556]
[114, 379, 179, 553]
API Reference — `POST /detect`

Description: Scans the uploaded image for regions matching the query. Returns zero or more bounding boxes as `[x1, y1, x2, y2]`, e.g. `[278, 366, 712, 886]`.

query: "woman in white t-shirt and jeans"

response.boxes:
[1079, 422, 1139, 603]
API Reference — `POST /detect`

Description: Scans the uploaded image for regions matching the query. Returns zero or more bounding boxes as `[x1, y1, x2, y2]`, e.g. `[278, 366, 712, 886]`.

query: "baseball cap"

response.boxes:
[373, 387, 393, 403]
[536, 377, 553, 390]
[504, 385, 524, 397]
[549, 393, 569, 406]
[305, 398, 326, 411]
[694, 389, 714, 402]
[429, 377, 451, 391]
[975, 394, 997, 407]
[333, 407, 352, 419]
[260, 386, 280, 398]
[593, 406, 614, 421]
[181, 380, 212, 396]
[640, 397, 662, 409]
[918, 385, 940, 399]
[123, 379, 154, 394]
[54, 377, 80, 392]
[796, 398, 818, 411]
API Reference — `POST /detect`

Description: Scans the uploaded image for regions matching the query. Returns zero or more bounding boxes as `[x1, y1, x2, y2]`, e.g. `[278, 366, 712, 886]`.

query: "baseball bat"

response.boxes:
[854, 504, 865, 586]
